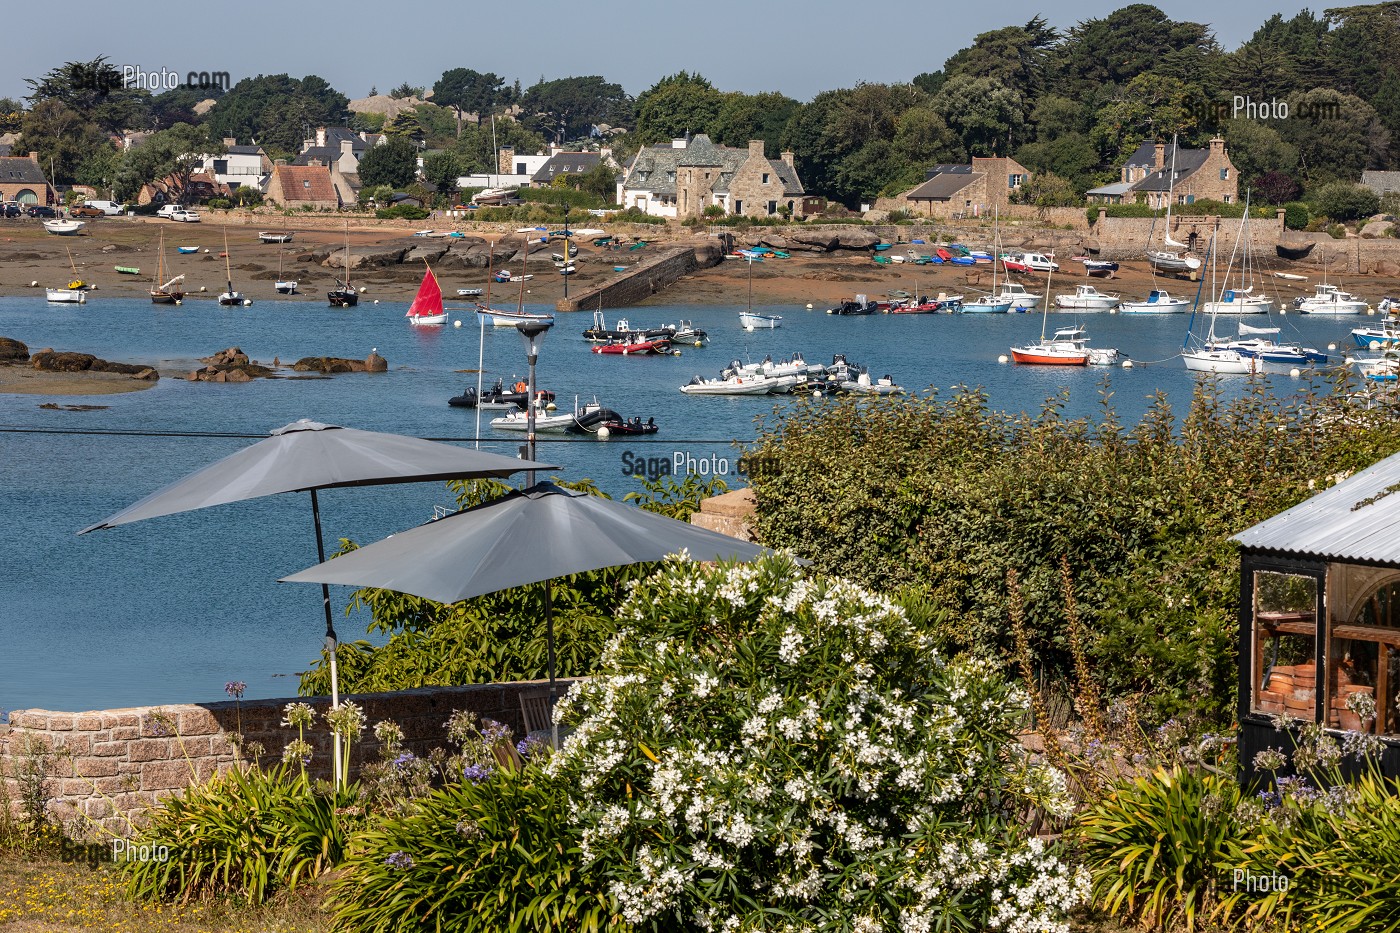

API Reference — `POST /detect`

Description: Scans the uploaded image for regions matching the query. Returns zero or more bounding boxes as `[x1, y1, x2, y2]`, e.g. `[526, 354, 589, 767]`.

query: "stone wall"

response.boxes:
[689, 487, 757, 542]
[555, 243, 722, 312]
[0, 679, 577, 836]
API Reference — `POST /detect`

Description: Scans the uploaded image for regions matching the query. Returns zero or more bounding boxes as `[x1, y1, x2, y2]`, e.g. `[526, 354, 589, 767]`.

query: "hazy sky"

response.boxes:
[0, 0, 1375, 104]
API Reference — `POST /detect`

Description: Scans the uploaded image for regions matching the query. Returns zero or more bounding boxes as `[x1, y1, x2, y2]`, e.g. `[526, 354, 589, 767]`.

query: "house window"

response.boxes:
[767, 200, 776, 215]
[1329, 577, 1400, 734]
[1251, 571, 1320, 719]
[762, 173, 770, 184]
[734, 199, 743, 214]
[1224, 195, 1232, 204]
[1186, 194, 1195, 204]
[1221, 168, 1229, 180]
[303, 180, 311, 188]
[1009, 173, 1022, 188]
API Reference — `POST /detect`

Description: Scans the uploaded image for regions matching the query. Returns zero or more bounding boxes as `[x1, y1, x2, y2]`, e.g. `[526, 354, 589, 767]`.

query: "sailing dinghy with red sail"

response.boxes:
[405, 263, 449, 326]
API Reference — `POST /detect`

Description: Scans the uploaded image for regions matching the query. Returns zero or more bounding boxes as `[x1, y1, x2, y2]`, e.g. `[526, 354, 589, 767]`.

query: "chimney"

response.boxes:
[341, 139, 354, 160]
[222, 137, 236, 147]
[498, 146, 514, 175]
[780, 150, 794, 168]
[307, 158, 323, 168]
[274, 158, 287, 166]
[747, 140, 765, 159]
[28, 151, 39, 163]
[1210, 136, 1225, 155]
[316, 127, 327, 148]
[1153, 142, 1165, 172]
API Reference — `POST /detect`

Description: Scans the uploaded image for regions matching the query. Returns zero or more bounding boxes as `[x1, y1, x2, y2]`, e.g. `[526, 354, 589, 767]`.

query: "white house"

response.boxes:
[200, 138, 271, 192]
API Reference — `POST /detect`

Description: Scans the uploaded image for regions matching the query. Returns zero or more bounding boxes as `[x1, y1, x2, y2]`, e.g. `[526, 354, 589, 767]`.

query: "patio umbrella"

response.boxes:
[280, 481, 773, 747]
[80, 419, 557, 781]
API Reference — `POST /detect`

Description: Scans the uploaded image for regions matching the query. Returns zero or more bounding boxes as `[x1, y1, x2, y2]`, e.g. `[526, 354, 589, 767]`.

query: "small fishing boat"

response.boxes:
[493, 270, 534, 283]
[150, 229, 184, 305]
[1054, 284, 1120, 311]
[827, 296, 877, 315]
[43, 219, 86, 236]
[997, 282, 1041, 311]
[176, 246, 199, 254]
[960, 295, 1013, 313]
[592, 338, 674, 355]
[449, 379, 556, 410]
[491, 400, 615, 433]
[274, 247, 297, 294]
[47, 247, 88, 303]
[665, 320, 708, 346]
[1082, 260, 1119, 278]
[582, 312, 669, 342]
[1001, 255, 1031, 274]
[328, 224, 357, 307]
[739, 311, 782, 329]
[259, 232, 294, 244]
[114, 266, 141, 275]
[405, 263, 449, 326]
[1011, 325, 1094, 365]
[477, 307, 555, 327]
[598, 416, 658, 436]
[1274, 272, 1307, 282]
[1120, 289, 1190, 314]
[456, 288, 484, 298]
[217, 227, 251, 306]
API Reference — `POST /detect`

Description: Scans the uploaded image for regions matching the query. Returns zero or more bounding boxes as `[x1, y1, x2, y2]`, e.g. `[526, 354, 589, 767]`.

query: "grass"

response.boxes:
[0, 853, 329, 932]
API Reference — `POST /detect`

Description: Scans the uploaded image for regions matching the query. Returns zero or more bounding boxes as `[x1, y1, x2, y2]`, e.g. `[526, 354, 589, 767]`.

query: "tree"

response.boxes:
[357, 135, 419, 188]
[1311, 180, 1380, 221]
[73, 144, 120, 194]
[520, 76, 629, 144]
[1254, 170, 1302, 205]
[1013, 134, 1099, 192]
[566, 160, 619, 204]
[933, 75, 1025, 156]
[1029, 95, 1089, 142]
[1276, 88, 1382, 184]
[25, 55, 151, 134]
[16, 99, 110, 185]
[204, 74, 350, 157]
[112, 123, 220, 203]
[1088, 73, 1202, 164]
[389, 83, 424, 99]
[432, 68, 510, 121]
[1050, 6, 1216, 101]
[421, 150, 464, 199]
[0, 96, 24, 134]
[912, 71, 945, 96]
[1322, 4, 1400, 100]
[633, 72, 725, 145]
[1010, 171, 1081, 206]
[148, 84, 220, 130]
[711, 91, 799, 153]
[891, 107, 961, 167]
[943, 16, 1058, 100]
[1220, 119, 1297, 189]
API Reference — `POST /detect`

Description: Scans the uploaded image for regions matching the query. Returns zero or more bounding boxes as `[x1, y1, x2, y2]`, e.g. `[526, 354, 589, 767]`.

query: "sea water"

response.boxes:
[0, 295, 1366, 713]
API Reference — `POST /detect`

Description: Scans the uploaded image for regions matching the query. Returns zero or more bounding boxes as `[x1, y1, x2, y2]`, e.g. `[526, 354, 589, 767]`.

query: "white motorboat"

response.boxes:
[275, 279, 298, 294]
[472, 186, 518, 205]
[456, 288, 483, 298]
[739, 311, 782, 329]
[1294, 283, 1367, 315]
[43, 219, 86, 236]
[259, 232, 294, 243]
[997, 282, 1041, 311]
[490, 401, 604, 432]
[679, 373, 775, 395]
[841, 371, 904, 395]
[1120, 290, 1190, 314]
[45, 287, 86, 304]
[723, 354, 825, 394]
[1054, 284, 1120, 311]
[1011, 325, 1092, 365]
[960, 296, 1013, 313]
[476, 307, 555, 327]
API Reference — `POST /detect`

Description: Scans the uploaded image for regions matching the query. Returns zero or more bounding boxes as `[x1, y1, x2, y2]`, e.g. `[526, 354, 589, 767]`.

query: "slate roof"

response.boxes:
[0, 156, 49, 186]
[532, 152, 600, 184]
[1086, 181, 1134, 197]
[1123, 140, 1159, 170]
[906, 171, 979, 200]
[1362, 170, 1400, 194]
[1233, 452, 1400, 567]
[271, 164, 338, 202]
[294, 147, 356, 166]
[624, 134, 803, 196]
[226, 145, 264, 156]
[1130, 148, 1210, 193]
[0, 144, 11, 157]
[925, 164, 973, 178]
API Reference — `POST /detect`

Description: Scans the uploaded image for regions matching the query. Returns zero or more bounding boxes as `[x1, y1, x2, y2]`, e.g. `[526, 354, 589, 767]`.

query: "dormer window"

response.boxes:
[303, 180, 311, 188]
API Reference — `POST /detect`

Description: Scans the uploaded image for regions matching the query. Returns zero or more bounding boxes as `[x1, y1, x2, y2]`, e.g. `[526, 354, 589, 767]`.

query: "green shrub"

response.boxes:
[607, 206, 668, 226]
[121, 763, 360, 905]
[331, 762, 616, 932]
[205, 198, 232, 210]
[375, 204, 430, 220]
[516, 185, 609, 210]
[1078, 767, 1247, 931]
[1329, 223, 1347, 239]
[1283, 201, 1310, 230]
[1088, 202, 1155, 224]
[1311, 180, 1380, 222]
[551, 554, 1088, 932]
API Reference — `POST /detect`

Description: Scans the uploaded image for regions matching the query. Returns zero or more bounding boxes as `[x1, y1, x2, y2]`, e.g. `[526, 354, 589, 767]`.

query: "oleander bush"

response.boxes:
[549, 554, 1088, 932]
[746, 380, 1400, 725]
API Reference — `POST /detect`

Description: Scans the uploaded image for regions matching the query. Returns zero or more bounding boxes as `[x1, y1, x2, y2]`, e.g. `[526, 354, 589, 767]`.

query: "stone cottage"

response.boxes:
[263, 160, 343, 210]
[896, 156, 1029, 219]
[0, 151, 54, 206]
[620, 135, 808, 219]
[1089, 138, 1239, 207]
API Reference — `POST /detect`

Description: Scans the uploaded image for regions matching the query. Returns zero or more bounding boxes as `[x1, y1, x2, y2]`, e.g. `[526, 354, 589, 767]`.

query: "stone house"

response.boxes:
[620, 135, 807, 219]
[264, 160, 342, 210]
[135, 171, 233, 206]
[293, 127, 381, 175]
[898, 156, 1029, 218]
[0, 152, 54, 205]
[1116, 138, 1239, 208]
[1362, 170, 1400, 199]
[532, 151, 601, 186]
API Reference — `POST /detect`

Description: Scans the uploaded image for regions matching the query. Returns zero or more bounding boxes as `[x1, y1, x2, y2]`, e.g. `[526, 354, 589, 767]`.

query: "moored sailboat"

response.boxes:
[328, 223, 357, 307]
[1145, 134, 1203, 275]
[218, 227, 250, 306]
[150, 228, 185, 305]
[405, 263, 449, 326]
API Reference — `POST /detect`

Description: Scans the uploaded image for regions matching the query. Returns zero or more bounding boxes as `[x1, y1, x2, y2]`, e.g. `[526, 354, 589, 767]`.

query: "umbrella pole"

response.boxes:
[310, 489, 343, 788]
[547, 581, 558, 751]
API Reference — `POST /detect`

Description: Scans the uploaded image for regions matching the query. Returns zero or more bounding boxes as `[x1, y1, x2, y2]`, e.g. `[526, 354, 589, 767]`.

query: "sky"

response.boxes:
[0, 0, 1382, 105]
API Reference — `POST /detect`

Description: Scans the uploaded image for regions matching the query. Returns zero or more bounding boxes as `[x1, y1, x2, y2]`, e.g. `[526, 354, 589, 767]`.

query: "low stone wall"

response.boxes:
[555, 244, 721, 311]
[690, 487, 757, 542]
[0, 679, 577, 836]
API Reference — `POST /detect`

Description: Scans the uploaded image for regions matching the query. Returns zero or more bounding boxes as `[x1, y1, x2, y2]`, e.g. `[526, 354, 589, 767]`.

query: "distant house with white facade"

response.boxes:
[619, 134, 808, 219]
[200, 139, 271, 193]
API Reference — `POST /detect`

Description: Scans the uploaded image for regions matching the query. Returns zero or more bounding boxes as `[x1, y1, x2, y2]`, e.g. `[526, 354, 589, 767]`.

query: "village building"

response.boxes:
[293, 127, 381, 175]
[532, 151, 601, 186]
[263, 160, 343, 210]
[619, 135, 809, 219]
[200, 138, 271, 193]
[0, 151, 55, 205]
[135, 172, 232, 206]
[895, 157, 1029, 218]
[1089, 138, 1239, 207]
[1362, 170, 1400, 199]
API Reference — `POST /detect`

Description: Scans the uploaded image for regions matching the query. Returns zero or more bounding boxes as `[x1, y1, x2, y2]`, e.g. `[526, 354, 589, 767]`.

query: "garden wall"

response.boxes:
[0, 678, 578, 837]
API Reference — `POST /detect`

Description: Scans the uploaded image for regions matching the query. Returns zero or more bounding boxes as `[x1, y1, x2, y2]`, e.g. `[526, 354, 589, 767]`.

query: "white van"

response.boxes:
[156, 203, 185, 218]
[85, 200, 127, 216]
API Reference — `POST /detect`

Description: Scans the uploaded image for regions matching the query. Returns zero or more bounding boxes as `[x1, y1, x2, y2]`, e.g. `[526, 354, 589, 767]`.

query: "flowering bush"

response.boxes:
[550, 554, 1087, 932]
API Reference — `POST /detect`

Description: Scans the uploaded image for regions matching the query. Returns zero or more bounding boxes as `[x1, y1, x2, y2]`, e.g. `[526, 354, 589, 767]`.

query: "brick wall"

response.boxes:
[0, 679, 577, 837]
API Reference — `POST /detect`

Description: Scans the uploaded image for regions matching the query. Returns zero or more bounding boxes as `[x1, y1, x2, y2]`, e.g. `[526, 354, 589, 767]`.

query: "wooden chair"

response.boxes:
[519, 686, 555, 737]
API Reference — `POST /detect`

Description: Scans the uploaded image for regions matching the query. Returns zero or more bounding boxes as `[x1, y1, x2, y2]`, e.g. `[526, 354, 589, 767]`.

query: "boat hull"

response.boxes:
[408, 313, 449, 326]
[1202, 300, 1271, 315]
[1010, 346, 1089, 365]
[960, 299, 1013, 313]
[477, 309, 555, 327]
[1053, 299, 1120, 311]
[328, 291, 358, 307]
[275, 282, 298, 294]
[1297, 301, 1367, 315]
[1120, 299, 1189, 314]
[1183, 349, 1254, 374]
[739, 313, 782, 329]
[150, 291, 183, 304]
[46, 289, 86, 304]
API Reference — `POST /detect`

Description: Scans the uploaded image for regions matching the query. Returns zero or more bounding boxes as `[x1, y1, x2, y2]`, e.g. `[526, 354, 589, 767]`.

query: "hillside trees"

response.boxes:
[205, 74, 349, 156]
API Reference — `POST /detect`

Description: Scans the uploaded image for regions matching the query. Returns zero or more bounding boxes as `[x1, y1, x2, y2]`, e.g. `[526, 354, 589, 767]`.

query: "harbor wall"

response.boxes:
[555, 243, 722, 312]
[0, 678, 578, 837]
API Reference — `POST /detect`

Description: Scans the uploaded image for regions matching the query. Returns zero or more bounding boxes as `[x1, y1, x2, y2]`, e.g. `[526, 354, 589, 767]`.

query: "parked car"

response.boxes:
[169, 209, 201, 223]
[84, 200, 126, 215]
[156, 203, 185, 218]
[26, 205, 57, 218]
[69, 204, 104, 218]
[1, 203, 22, 218]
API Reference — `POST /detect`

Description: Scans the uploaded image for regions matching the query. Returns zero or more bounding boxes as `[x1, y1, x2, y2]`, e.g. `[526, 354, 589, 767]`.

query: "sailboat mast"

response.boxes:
[1040, 255, 1053, 342]
[223, 227, 233, 293]
[515, 234, 531, 313]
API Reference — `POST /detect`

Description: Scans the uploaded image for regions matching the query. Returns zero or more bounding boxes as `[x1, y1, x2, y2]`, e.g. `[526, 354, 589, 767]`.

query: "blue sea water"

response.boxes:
[0, 293, 1370, 715]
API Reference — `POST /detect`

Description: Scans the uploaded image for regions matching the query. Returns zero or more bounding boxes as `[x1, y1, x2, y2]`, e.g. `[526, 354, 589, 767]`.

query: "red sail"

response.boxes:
[406, 266, 444, 318]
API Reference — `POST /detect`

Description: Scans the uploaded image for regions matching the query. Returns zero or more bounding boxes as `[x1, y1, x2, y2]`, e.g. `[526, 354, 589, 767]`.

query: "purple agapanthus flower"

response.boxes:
[224, 681, 247, 700]
[384, 850, 415, 870]
[463, 762, 495, 783]
[392, 751, 416, 771]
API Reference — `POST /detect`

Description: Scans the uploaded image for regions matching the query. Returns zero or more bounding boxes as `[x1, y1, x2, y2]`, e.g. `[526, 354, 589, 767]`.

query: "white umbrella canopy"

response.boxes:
[79, 419, 557, 780]
[281, 481, 774, 745]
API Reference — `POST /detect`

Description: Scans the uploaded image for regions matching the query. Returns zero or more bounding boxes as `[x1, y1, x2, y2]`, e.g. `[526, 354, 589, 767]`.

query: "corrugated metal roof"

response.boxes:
[1232, 450, 1400, 564]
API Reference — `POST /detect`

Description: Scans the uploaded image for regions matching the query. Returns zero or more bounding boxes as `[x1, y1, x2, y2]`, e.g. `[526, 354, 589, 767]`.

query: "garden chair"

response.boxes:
[519, 686, 556, 739]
